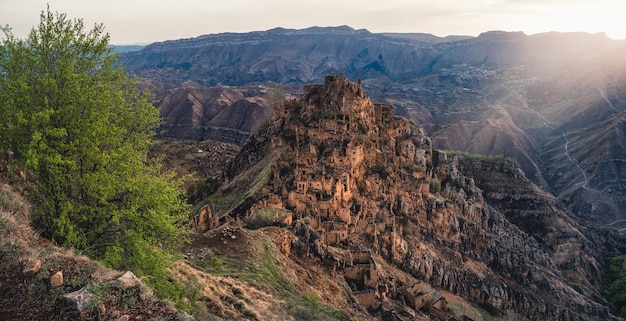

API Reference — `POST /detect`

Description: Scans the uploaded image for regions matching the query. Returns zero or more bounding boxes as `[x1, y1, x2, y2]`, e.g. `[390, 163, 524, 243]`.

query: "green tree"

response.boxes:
[0, 8, 189, 282]
[606, 256, 626, 318]
[268, 86, 287, 111]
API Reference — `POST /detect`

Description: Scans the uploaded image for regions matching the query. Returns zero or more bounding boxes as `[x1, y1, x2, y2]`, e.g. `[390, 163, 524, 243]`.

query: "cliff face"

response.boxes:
[206, 75, 621, 320]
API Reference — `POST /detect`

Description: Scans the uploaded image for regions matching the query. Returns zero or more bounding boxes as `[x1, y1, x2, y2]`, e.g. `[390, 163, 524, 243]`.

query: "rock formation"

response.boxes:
[205, 75, 622, 320]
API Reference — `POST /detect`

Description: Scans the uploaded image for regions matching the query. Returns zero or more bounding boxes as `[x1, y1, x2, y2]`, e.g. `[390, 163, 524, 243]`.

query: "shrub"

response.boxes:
[430, 177, 442, 193]
[302, 291, 321, 310]
[605, 256, 626, 318]
[246, 208, 276, 230]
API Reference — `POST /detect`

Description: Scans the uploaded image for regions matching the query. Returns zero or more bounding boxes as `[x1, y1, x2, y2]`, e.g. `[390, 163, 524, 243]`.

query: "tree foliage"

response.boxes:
[0, 8, 189, 279]
[606, 256, 626, 318]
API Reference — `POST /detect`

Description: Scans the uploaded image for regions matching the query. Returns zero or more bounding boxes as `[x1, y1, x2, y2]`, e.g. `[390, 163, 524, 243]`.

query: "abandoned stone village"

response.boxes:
[193, 74, 614, 321]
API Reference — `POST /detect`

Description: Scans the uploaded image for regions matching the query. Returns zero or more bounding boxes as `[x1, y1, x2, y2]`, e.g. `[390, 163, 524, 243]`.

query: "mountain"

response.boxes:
[195, 75, 623, 320]
[118, 27, 613, 86]
[109, 44, 145, 54]
[142, 79, 272, 144]
[119, 26, 626, 226]
[118, 25, 453, 85]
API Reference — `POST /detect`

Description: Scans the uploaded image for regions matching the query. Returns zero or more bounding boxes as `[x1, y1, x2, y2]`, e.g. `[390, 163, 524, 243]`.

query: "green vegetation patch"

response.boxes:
[605, 256, 626, 318]
[446, 150, 520, 177]
[285, 291, 352, 321]
[429, 177, 442, 194]
[234, 242, 293, 294]
[403, 164, 424, 174]
[246, 207, 293, 230]
[0, 8, 195, 316]
[446, 150, 517, 164]
[202, 154, 275, 216]
[84, 279, 191, 319]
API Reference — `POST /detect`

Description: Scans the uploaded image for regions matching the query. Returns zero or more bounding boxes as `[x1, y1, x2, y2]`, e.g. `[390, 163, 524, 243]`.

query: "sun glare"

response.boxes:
[531, 1, 626, 40]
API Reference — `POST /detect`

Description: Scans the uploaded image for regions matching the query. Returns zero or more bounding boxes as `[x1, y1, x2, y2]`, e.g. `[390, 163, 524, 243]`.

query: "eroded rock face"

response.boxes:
[209, 75, 620, 320]
[122, 27, 626, 225]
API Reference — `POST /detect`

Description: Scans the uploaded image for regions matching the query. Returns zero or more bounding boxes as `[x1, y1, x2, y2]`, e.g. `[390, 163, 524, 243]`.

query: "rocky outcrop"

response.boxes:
[62, 287, 95, 315]
[450, 153, 625, 287]
[207, 75, 621, 320]
[59, 271, 190, 320]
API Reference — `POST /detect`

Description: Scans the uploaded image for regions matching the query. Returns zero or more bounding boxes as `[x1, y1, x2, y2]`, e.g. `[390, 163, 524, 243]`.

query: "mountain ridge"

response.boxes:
[119, 25, 619, 85]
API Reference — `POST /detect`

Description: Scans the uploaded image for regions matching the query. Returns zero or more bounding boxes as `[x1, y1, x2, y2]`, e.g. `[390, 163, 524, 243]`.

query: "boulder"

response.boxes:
[50, 271, 63, 287]
[112, 271, 141, 289]
[62, 286, 95, 313]
[22, 259, 42, 277]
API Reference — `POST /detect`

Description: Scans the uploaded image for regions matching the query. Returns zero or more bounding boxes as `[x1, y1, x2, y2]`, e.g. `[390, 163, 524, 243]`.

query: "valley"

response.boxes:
[120, 28, 626, 226]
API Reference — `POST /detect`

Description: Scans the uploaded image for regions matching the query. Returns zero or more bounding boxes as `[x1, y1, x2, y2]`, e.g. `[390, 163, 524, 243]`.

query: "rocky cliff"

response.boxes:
[202, 75, 622, 320]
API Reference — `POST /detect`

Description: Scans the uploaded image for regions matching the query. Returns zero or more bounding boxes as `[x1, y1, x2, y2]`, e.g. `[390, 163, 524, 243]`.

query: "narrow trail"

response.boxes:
[600, 219, 626, 228]
[488, 80, 626, 229]
[543, 123, 593, 190]
[504, 85, 598, 192]
[599, 88, 618, 112]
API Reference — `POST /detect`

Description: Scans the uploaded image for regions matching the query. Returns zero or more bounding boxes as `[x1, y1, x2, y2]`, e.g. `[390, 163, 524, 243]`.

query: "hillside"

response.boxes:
[0, 166, 363, 320]
[197, 75, 623, 320]
[0, 183, 192, 320]
[118, 26, 626, 226]
[141, 79, 274, 144]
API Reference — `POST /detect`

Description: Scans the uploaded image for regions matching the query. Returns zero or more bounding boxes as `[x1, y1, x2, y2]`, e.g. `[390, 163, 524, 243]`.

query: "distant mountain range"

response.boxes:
[109, 44, 145, 54]
[118, 26, 626, 226]
[119, 26, 612, 85]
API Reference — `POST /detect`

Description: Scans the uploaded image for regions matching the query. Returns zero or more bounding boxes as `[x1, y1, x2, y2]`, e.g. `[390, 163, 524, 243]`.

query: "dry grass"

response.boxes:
[181, 226, 359, 321]
[173, 261, 287, 320]
[0, 184, 34, 245]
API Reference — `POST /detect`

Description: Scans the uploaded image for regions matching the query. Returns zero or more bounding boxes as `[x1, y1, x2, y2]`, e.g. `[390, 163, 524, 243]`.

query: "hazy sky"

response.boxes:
[1, 0, 625, 44]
